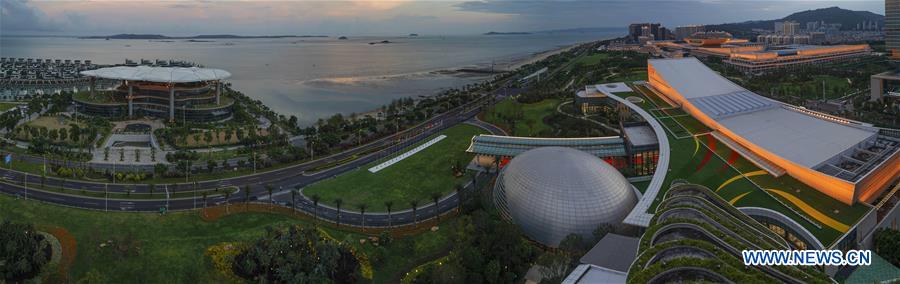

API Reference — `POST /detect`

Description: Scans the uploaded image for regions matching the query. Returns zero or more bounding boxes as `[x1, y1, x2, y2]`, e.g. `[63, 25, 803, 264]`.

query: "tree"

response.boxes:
[409, 200, 419, 225]
[384, 200, 394, 229]
[224, 190, 232, 213]
[232, 225, 360, 283]
[430, 192, 442, 222]
[154, 163, 167, 178]
[206, 160, 216, 173]
[311, 194, 321, 224]
[357, 203, 368, 228]
[0, 220, 50, 281]
[265, 184, 274, 209]
[537, 251, 572, 283]
[147, 183, 155, 197]
[334, 198, 343, 227]
[455, 184, 464, 213]
[202, 191, 208, 208]
[290, 187, 297, 211]
[243, 185, 251, 207]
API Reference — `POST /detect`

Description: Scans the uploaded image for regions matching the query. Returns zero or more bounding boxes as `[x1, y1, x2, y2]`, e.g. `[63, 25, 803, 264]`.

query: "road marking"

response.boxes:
[766, 189, 850, 233]
[716, 170, 767, 192]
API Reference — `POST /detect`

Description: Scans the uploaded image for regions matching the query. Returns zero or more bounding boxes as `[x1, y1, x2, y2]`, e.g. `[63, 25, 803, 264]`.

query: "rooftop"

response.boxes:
[648, 57, 883, 179]
[81, 66, 231, 83]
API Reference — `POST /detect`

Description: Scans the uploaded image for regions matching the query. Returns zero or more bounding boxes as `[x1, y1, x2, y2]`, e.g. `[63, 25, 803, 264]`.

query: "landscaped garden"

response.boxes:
[302, 124, 486, 212]
[0, 193, 461, 283]
[482, 97, 559, 137]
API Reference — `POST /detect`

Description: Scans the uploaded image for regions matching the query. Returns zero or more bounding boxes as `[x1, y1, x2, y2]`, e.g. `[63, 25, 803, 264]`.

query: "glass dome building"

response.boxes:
[493, 147, 637, 247]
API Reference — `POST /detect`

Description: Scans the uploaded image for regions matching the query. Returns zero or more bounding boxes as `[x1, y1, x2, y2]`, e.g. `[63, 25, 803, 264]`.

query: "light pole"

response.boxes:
[104, 183, 108, 212]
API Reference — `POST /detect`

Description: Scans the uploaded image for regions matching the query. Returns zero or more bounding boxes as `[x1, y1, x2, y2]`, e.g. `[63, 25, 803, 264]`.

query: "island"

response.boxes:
[483, 31, 531, 35]
[80, 34, 328, 39]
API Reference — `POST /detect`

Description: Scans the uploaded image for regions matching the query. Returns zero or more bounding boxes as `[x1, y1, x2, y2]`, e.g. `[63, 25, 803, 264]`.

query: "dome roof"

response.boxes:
[81, 66, 231, 83]
[494, 147, 636, 247]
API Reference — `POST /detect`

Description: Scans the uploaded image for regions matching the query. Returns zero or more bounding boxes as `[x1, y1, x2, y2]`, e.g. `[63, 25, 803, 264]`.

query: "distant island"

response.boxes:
[80, 34, 328, 39]
[338, 36, 348, 40]
[369, 40, 393, 45]
[483, 31, 531, 35]
[409, 33, 419, 37]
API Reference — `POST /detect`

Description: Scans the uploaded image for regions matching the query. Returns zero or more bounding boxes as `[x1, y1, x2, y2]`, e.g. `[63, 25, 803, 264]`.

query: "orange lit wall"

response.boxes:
[856, 153, 900, 203]
[730, 52, 778, 61]
[796, 44, 869, 57]
[648, 62, 869, 205]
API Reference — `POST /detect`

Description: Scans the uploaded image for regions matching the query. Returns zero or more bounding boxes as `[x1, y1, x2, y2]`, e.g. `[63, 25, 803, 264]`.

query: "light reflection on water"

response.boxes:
[1, 32, 619, 125]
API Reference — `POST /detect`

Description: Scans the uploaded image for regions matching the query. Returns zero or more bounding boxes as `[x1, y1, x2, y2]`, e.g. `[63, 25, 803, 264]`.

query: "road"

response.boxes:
[0, 90, 509, 228]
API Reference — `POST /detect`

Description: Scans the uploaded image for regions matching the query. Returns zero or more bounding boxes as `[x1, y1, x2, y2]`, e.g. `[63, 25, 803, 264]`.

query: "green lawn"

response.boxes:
[302, 124, 486, 212]
[571, 53, 610, 67]
[775, 75, 854, 100]
[0, 102, 22, 112]
[482, 98, 560, 137]
[0, 193, 457, 283]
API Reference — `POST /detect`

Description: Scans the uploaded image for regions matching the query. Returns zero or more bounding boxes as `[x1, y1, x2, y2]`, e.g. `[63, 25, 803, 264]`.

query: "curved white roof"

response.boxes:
[81, 66, 231, 83]
[495, 147, 636, 247]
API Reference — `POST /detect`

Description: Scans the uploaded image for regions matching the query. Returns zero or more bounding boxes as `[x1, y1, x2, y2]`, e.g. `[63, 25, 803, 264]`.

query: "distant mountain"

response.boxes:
[707, 7, 883, 37]
[483, 31, 531, 35]
[80, 34, 327, 39]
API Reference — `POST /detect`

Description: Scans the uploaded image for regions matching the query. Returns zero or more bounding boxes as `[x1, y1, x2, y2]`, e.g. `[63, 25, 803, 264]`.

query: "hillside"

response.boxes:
[707, 7, 883, 38]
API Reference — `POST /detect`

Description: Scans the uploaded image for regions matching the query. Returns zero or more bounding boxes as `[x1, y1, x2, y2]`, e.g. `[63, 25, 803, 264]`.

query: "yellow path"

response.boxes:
[728, 192, 751, 205]
[716, 170, 768, 192]
[766, 189, 850, 233]
[692, 135, 700, 157]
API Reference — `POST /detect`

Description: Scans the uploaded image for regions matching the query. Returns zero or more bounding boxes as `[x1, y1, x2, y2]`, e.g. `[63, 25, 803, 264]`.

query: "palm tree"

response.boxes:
[290, 187, 298, 211]
[148, 183, 155, 197]
[311, 194, 321, 224]
[243, 185, 251, 208]
[202, 191, 208, 208]
[409, 200, 419, 226]
[265, 184, 274, 210]
[431, 192, 441, 222]
[455, 184, 464, 213]
[334, 198, 343, 227]
[224, 190, 232, 213]
[357, 203, 368, 228]
[384, 201, 394, 229]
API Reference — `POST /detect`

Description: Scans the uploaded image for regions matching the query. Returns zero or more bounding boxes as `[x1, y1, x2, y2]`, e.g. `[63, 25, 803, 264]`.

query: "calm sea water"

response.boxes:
[1, 31, 619, 125]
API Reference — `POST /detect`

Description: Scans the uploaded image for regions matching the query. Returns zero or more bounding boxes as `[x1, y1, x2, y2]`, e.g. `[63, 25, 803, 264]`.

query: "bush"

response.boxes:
[874, 228, 900, 266]
[232, 225, 360, 283]
[0, 220, 50, 281]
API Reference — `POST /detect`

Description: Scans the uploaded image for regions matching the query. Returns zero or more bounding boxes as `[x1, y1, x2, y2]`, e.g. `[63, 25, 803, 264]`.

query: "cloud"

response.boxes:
[1, 0, 60, 32]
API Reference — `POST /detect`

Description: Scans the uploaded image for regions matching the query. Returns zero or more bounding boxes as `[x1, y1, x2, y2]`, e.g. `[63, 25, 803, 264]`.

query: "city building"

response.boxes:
[625, 182, 831, 283]
[77, 66, 234, 122]
[674, 25, 705, 41]
[492, 147, 637, 247]
[871, 0, 900, 101]
[724, 44, 872, 74]
[628, 23, 664, 42]
[648, 57, 899, 205]
[777, 21, 801, 35]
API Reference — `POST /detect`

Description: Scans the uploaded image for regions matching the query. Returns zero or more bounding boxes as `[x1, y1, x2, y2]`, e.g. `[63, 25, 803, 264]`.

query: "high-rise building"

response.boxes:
[674, 25, 705, 41]
[628, 23, 662, 42]
[783, 21, 800, 35]
[888, 0, 900, 63]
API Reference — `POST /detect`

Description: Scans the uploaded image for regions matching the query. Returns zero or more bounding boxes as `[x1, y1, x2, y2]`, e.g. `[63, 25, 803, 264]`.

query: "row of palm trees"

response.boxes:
[223, 183, 470, 228]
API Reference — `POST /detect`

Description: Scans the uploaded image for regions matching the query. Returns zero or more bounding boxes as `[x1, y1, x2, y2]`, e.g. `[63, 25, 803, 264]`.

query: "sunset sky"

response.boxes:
[2, 0, 885, 36]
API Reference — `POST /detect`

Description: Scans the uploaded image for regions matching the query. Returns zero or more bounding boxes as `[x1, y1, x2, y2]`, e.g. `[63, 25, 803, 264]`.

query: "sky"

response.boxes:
[0, 0, 885, 36]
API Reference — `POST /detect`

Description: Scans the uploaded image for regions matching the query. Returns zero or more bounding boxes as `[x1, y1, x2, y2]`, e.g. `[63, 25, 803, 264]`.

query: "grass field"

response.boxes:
[570, 53, 610, 67]
[302, 124, 486, 212]
[0, 194, 456, 283]
[482, 98, 560, 137]
[24, 115, 85, 130]
[774, 75, 854, 100]
[0, 102, 22, 112]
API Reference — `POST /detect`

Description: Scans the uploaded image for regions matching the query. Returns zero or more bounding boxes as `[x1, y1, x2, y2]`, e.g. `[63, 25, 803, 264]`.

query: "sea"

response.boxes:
[0, 30, 621, 126]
